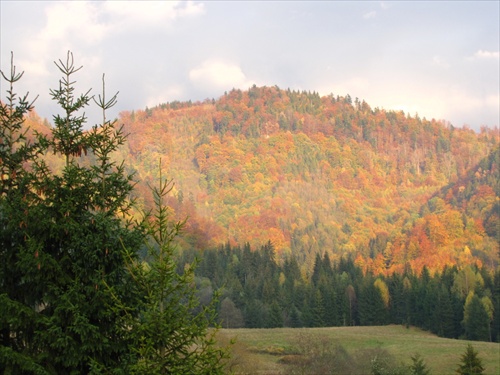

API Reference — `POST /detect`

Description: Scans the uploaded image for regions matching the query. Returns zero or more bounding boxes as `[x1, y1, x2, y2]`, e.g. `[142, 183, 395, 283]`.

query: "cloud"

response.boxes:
[24, 1, 205, 66]
[485, 94, 500, 109]
[145, 85, 186, 108]
[102, 0, 204, 30]
[473, 49, 499, 59]
[380, 2, 391, 10]
[44, 2, 107, 44]
[363, 11, 377, 19]
[317, 77, 370, 97]
[432, 56, 450, 69]
[189, 60, 255, 91]
[7, 0, 207, 123]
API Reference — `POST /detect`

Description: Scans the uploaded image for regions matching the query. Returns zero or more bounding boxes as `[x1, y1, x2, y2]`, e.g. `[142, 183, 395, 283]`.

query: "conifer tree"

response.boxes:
[456, 344, 485, 375]
[410, 353, 430, 375]
[1, 52, 227, 373]
[108, 167, 227, 374]
[492, 270, 500, 342]
[463, 294, 490, 341]
[0, 51, 47, 375]
[0, 51, 146, 373]
[267, 301, 284, 328]
[435, 285, 456, 338]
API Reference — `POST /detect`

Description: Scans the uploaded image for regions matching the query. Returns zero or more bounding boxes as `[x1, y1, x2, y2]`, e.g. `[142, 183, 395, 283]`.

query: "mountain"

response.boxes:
[33, 86, 500, 274]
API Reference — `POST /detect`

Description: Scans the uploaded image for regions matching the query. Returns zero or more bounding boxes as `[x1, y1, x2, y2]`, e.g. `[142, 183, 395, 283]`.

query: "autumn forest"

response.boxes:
[16, 84, 500, 342]
[116, 86, 499, 273]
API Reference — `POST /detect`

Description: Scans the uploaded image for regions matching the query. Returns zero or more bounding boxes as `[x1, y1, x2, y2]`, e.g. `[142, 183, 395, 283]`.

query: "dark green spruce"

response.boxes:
[0, 52, 227, 374]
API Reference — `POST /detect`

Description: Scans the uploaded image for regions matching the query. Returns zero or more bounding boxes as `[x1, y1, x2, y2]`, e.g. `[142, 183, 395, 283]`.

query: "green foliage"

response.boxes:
[0, 52, 46, 374]
[370, 350, 409, 375]
[286, 332, 357, 375]
[463, 294, 490, 341]
[183, 243, 497, 343]
[108, 169, 228, 374]
[410, 353, 431, 375]
[1, 52, 227, 374]
[456, 344, 485, 375]
[1, 51, 142, 373]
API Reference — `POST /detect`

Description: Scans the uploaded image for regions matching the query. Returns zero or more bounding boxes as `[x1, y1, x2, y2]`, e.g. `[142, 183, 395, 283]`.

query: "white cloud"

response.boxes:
[189, 60, 255, 91]
[145, 85, 186, 108]
[102, 0, 204, 30]
[40, 2, 108, 45]
[21, 1, 206, 73]
[317, 77, 371, 98]
[177, 1, 206, 18]
[2, 1, 498, 130]
[380, 2, 391, 10]
[473, 49, 500, 59]
[432, 56, 450, 69]
[485, 94, 500, 109]
[420, 85, 499, 127]
[363, 11, 377, 19]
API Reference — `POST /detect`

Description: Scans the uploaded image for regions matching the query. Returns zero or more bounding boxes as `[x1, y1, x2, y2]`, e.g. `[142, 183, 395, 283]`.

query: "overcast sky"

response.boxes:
[1, 1, 499, 130]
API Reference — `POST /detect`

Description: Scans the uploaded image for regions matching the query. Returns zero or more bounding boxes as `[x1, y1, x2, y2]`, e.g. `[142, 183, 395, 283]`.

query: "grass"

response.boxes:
[217, 325, 500, 374]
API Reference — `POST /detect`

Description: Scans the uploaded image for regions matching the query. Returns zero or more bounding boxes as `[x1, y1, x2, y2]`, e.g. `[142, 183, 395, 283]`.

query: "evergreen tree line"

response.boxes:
[180, 241, 500, 342]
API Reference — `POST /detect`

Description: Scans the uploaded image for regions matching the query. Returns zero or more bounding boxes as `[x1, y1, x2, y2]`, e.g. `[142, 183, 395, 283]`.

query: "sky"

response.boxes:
[1, 1, 499, 130]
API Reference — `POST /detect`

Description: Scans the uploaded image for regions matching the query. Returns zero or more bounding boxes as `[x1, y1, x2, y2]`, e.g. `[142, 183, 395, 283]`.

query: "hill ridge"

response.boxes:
[33, 85, 500, 273]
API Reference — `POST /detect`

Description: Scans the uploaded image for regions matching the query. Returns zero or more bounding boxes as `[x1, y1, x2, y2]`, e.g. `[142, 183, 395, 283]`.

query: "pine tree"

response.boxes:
[463, 294, 490, 341]
[267, 301, 284, 328]
[436, 285, 456, 338]
[109, 168, 227, 374]
[492, 270, 500, 342]
[289, 305, 302, 327]
[456, 344, 485, 375]
[1, 52, 227, 373]
[31, 52, 145, 373]
[410, 353, 430, 375]
[0, 51, 48, 375]
[358, 277, 388, 325]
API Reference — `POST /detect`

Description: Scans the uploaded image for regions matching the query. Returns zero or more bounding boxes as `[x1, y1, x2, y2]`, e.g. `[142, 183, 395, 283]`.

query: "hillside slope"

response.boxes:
[33, 86, 500, 273]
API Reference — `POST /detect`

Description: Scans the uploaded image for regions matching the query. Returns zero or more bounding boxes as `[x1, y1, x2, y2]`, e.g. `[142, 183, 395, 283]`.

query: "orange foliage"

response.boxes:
[18, 86, 499, 276]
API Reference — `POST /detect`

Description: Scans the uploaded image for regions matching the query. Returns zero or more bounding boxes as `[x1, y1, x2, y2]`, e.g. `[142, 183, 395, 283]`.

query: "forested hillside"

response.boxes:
[111, 86, 498, 275]
[19, 85, 500, 342]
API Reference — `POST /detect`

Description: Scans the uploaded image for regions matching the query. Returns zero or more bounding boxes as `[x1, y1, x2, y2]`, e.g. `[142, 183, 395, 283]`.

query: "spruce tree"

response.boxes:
[0, 51, 48, 375]
[436, 285, 456, 338]
[456, 344, 485, 375]
[0, 51, 145, 373]
[492, 270, 500, 342]
[108, 168, 227, 374]
[410, 353, 430, 375]
[267, 301, 284, 328]
[463, 294, 490, 341]
[1, 52, 227, 373]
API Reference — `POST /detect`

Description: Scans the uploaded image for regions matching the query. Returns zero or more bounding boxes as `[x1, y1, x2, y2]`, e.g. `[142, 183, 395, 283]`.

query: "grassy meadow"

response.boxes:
[217, 325, 500, 374]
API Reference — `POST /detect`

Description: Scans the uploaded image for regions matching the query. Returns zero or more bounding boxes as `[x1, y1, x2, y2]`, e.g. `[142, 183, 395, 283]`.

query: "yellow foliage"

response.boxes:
[374, 278, 390, 308]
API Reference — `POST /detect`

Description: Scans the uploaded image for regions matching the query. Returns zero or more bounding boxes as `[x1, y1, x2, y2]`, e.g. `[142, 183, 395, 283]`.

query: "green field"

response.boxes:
[217, 325, 500, 374]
